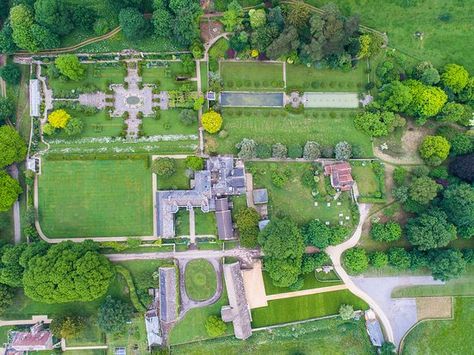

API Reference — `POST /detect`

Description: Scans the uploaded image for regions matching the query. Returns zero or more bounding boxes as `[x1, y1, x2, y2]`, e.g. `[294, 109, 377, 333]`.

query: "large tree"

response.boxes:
[0, 125, 27, 168]
[343, 247, 368, 274]
[441, 64, 469, 94]
[54, 55, 85, 81]
[23, 242, 115, 303]
[419, 135, 450, 166]
[302, 219, 332, 248]
[441, 183, 474, 239]
[119, 7, 148, 41]
[9, 5, 37, 52]
[406, 80, 447, 119]
[378, 81, 413, 112]
[370, 221, 402, 242]
[449, 153, 474, 183]
[0, 97, 14, 124]
[34, 0, 73, 36]
[0, 283, 14, 315]
[429, 249, 466, 281]
[0, 244, 27, 286]
[354, 111, 405, 137]
[408, 176, 440, 205]
[0, 22, 18, 54]
[258, 218, 304, 287]
[50, 315, 86, 339]
[98, 296, 132, 334]
[0, 63, 21, 85]
[406, 210, 457, 250]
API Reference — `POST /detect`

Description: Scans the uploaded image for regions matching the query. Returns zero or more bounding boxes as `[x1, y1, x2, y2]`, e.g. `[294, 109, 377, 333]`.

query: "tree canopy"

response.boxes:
[441, 183, 474, 239]
[34, 0, 73, 36]
[202, 111, 223, 133]
[441, 64, 469, 94]
[370, 221, 402, 242]
[0, 63, 21, 85]
[449, 153, 474, 183]
[419, 135, 450, 166]
[235, 207, 260, 248]
[54, 55, 85, 81]
[119, 7, 148, 40]
[343, 247, 368, 274]
[406, 210, 457, 250]
[0, 283, 14, 315]
[23, 242, 115, 303]
[0, 125, 27, 168]
[430, 249, 466, 281]
[354, 111, 405, 137]
[408, 176, 440, 205]
[98, 296, 132, 334]
[0, 97, 14, 124]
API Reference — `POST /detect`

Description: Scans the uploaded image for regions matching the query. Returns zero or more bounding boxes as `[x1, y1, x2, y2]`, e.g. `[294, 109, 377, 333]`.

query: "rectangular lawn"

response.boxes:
[251, 289, 368, 327]
[263, 271, 341, 295]
[214, 108, 372, 157]
[142, 61, 197, 90]
[38, 159, 153, 237]
[142, 109, 198, 137]
[220, 61, 284, 91]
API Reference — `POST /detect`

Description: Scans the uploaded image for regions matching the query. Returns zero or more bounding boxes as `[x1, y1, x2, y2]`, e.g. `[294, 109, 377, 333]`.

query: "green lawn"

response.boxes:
[251, 289, 369, 327]
[307, 0, 474, 72]
[105, 316, 148, 354]
[402, 297, 474, 355]
[214, 108, 372, 157]
[171, 317, 375, 354]
[247, 162, 355, 226]
[184, 259, 217, 301]
[38, 159, 153, 238]
[141, 61, 196, 90]
[169, 287, 233, 345]
[263, 270, 342, 295]
[142, 109, 198, 137]
[195, 210, 217, 236]
[48, 64, 125, 96]
[220, 61, 285, 91]
[175, 209, 190, 237]
[286, 63, 367, 92]
[156, 158, 190, 190]
[200, 61, 209, 93]
[351, 164, 380, 196]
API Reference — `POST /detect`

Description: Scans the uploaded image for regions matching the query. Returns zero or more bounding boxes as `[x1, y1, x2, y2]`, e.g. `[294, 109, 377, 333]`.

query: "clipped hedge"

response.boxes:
[116, 265, 147, 312]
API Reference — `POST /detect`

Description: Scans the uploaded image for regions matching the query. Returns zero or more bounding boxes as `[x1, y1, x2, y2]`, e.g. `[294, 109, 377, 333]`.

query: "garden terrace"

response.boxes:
[141, 61, 197, 91]
[212, 108, 372, 157]
[220, 61, 285, 92]
[246, 162, 355, 226]
[38, 158, 153, 238]
[142, 109, 198, 138]
[286, 64, 367, 92]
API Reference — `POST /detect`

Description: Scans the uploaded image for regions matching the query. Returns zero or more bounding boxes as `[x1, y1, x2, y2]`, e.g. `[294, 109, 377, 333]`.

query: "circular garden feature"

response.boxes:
[126, 95, 140, 105]
[184, 259, 217, 301]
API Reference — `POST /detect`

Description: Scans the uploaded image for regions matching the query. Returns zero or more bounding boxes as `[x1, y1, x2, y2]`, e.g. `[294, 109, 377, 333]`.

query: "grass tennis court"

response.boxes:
[38, 158, 153, 238]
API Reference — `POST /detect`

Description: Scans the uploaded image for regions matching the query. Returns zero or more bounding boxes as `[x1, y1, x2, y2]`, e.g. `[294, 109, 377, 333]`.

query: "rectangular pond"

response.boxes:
[220, 92, 284, 108]
[303, 92, 359, 108]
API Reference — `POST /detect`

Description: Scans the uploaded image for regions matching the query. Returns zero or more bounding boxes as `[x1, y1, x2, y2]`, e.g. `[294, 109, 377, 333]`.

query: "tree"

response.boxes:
[387, 247, 411, 270]
[30, 23, 60, 50]
[0, 22, 18, 54]
[98, 296, 132, 334]
[0, 125, 27, 168]
[50, 315, 86, 339]
[335, 141, 352, 160]
[370, 251, 388, 268]
[248, 9, 266, 29]
[0, 283, 14, 315]
[179, 109, 196, 126]
[172, 7, 200, 47]
[235, 207, 260, 248]
[258, 218, 304, 287]
[23, 242, 115, 303]
[450, 134, 473, 156]
[202, 111, 222, 133]
[205, 315, 227, 337]
[285, 1, 311, 29]
[339, 304, 355, 320]
[343, 248, 368, 274]
[55, 55, 85, 81]
[9, 5, 38, 52]
[439, 102, 465, 123]
[221, 0, 243, 32]
[419, 135, 450, 166]
[152, 158, 176, 177]
[0, 63, 20, 85]
[152, 7, 172, 37]
[184, 156, 203, 171]
[302, 220, 332, 248]
[236, 138, 257, 159]
[64, 117, 83, 136]
[303, 141, 321, 160]
[0, 97, 14, 124]
[406, 80, 447, 119]
[380, 342, 396, 355]
[94, 18, 111, 36]
[354, 111, 405, 137]
[72, 6, 96, 31]
[272, 143, 287, 159]
[266, 26, 299, 60]
[441, 63, 469, 93]
[408, 176, 440, 205]
[0, 244, 27, 286]
[34, 0, 73, 36]
[370, 221, 402, 242]
[378, 81, 412, 112]
[406, 210, 457, 250]
[441, 183, 474, 239]
[48, 109, 71, 129]
[119, 8, 148, 40]
[393, 167, 407, 186]
[449, 153, 474, 183]
[301, 252, 330, 274]
[429, 249, 466, 281]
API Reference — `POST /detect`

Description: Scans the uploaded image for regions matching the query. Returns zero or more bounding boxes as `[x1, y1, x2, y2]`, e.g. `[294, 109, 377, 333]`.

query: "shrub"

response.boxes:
[256, 143, 271, 159]
[393, 167, 407, 186]
[235, 208, 260, 248]
[152, 158, 176, 177]
[387, 248, 411, 270]
[180, 109, 197, 126]
[339, 304, 355, 320]
[370, 251, 388, 268]
[236, 138, 257, 159]
[288, 144, 303, 159]
[335, 141, 352, 161]
[370, 221, 402, 242]
[185, 156, 204, 171]
[202, 111, 223, 133]
[343, 248, 368, 274]
[271, 170, 288, 188]
[303, 141, 321, 160]
[272, 143, 288, 159]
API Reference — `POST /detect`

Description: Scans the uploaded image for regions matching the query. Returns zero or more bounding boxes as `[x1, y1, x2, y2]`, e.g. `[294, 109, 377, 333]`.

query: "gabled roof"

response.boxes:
[324, 162, 354, 191]
[159, 267, 177, 323]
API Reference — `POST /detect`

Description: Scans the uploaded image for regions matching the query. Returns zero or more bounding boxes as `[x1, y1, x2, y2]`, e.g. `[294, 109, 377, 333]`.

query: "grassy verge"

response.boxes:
[250, 289, 368, 327]
[220, 61, 285, 91]
[143, 109, 198, 137]
[184, 259, 217, 301]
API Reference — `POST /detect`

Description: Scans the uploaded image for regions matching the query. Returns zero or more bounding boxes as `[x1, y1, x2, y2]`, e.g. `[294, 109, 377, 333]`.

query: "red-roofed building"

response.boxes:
[324, 162, 354, 191]
[6, 323, 53, 354]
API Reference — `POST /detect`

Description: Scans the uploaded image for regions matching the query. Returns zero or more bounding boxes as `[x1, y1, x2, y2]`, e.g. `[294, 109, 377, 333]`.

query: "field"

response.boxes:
[220, 61, 285, 91]
[214, 108, 372, 157]
[38, 159, 153, 238]
[308, 0, 474, 72]
[184, 259, 218, 301]
[169, 288, 234, 345]
[263, 271, 342, 295]
[247, 162, 354, 226]
[172, 316, 375, 354]
[251, 289, 368, 327]
[286, 63, 367, 92]
[402, 297, 474, 354]
[142, 109, 198, 137]
[141, 62, 196, 90]
[156, 158, 190, 190]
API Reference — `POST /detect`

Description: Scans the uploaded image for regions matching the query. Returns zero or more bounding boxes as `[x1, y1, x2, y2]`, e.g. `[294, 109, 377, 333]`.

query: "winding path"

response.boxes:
[326, 203, 395, 343]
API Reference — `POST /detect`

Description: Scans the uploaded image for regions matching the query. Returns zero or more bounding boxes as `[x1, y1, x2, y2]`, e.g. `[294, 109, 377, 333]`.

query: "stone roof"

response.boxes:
[159, 267, 177, 323]
[215, 197, 234, 240]
[252, 189, 268, 204]
[324, 162, 354, 191]
[145, 310, 163, 347]
[9, 325, 53, 351]
[365, 310, 384, 347]
[221, 262, 252, 340]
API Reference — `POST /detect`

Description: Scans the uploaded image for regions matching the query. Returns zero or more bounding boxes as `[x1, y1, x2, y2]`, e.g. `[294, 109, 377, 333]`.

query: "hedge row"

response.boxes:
[116, 265, 147, 312]
[225, 80, 284, 89]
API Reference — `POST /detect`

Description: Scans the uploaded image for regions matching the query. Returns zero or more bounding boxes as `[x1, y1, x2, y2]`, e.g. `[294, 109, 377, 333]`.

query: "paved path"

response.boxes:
[266, 284, 348, 301]
[8, 165, 21, 244]
[326, 203, 395, 343]
[189, 207, 196, 244]
[352, 276, 444, 347]
[0, 315, 51, 327]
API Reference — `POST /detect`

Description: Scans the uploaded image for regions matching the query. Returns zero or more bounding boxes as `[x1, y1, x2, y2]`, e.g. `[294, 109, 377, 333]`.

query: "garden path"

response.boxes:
[266, 284, 348, 301]
[36, 64, 53, 124]
[0, 315, 51, 327]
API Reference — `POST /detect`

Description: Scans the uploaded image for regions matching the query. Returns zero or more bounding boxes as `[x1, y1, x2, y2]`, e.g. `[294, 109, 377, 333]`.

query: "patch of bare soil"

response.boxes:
[416, 297, 452, 320]
[200, 19, 223, 44]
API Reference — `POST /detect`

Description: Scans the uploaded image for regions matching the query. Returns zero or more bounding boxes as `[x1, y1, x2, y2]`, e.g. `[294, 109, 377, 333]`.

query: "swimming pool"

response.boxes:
[220, 92, 284, 107]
